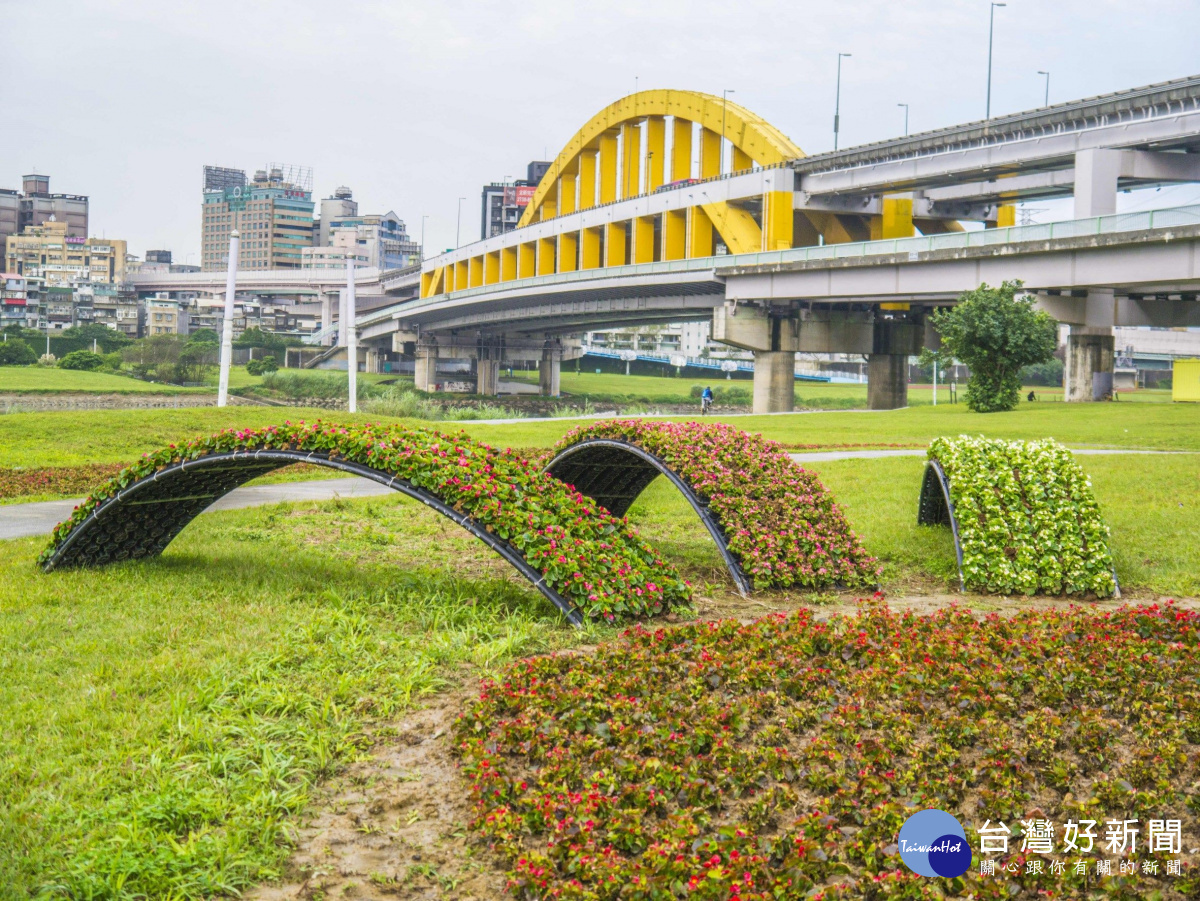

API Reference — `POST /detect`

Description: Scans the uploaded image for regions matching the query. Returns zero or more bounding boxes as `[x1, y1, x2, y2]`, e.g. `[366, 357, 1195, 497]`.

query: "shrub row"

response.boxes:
[929, 436, 1116, 596]
[553, 421, 879, 590]
[39, 421, 691, 622]
[456, 599, 1200, 899]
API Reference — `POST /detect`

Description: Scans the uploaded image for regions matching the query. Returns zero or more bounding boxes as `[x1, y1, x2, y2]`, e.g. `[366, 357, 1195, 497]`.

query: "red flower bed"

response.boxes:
[456, 599, 1200, 899]
[39, 421, 691, 622]
[553, 421, 879, 590]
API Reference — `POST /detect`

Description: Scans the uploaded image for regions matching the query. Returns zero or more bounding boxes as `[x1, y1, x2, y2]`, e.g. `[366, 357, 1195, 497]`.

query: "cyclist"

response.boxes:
[700, 385, 714, 414]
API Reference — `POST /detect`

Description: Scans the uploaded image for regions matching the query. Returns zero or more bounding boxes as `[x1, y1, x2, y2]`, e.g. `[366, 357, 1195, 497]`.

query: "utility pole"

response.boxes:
[986, 3, 1006, 119]
[1038, 70, 1050, 106]
[346, 253, 357, 414]
[898, 103, 909, 136]
[217, 229, 239, 407]
[834, 53, 851, 150]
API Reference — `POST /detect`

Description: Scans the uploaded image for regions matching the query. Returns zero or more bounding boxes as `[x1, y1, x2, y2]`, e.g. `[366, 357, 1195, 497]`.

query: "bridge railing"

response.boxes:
[403, 202, 1200, 306]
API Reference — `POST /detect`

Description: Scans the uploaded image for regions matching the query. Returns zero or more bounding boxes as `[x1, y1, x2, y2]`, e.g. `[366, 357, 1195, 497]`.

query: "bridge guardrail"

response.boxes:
[406, 202, 1200, 308]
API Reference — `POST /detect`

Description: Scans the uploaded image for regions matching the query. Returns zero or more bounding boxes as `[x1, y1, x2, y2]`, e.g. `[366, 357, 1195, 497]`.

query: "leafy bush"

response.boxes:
[928, 436, 1116, 596]
[60, 323, 131, 353]
[932, 281, 1057, 412]
[57, 350, 106, 371]
[456, 599, 1200, 900]
[257, 370, 372, 400]
[244, 355, 279, 375]
[1018, 358, 1063, 387]
[40, 421, 691, 622]
[553, 421, 879, 590]
[0, 339, 37, 366]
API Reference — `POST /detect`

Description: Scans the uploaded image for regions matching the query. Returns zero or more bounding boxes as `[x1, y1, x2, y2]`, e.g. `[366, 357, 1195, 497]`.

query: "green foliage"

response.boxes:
[554, 421, 879, 590]
[121, 334, 215, 384]
[57, 350, 105, 371]
[233, 326, 287, 353]
[1018, 358, 1064, 387]
[41, 421, 691, 622]
[457, 598, 1199, 899]
[928, 436, 1116, 596]
[244, 355, 278, 376]
[687, 384, 751, 404]
[186, 327, 219, 345]
[60, 323, 131, 352]
[0, 339, 37, 366]
[932, 281, 1057, 412]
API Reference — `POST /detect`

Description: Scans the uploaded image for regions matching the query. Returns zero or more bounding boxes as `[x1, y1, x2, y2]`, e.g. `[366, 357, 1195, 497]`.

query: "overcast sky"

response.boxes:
[3, 0, 1198, 260]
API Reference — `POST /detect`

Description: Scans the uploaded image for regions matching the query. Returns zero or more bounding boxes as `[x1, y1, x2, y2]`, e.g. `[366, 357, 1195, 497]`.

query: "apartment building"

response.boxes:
[201, 165, 314, 272]
[0, 174, 89, 251]
[4, 220, 127, 286]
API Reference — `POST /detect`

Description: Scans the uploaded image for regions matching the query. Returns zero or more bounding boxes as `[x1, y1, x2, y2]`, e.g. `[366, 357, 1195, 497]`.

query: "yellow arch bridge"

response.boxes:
[420, 89, 984, 299]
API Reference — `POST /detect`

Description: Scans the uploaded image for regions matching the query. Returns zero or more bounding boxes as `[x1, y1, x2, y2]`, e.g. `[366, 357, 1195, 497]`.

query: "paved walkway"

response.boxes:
[1, 447, 1193, 542]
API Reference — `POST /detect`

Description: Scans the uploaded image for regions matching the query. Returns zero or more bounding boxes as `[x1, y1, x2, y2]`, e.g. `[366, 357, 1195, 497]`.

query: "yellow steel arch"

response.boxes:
[517, 89, 804, 228]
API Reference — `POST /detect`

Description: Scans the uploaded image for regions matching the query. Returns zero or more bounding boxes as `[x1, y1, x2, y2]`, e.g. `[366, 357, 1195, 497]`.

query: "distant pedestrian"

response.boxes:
[1027, 390, 1036, 402]
[700, 385, 714, 414]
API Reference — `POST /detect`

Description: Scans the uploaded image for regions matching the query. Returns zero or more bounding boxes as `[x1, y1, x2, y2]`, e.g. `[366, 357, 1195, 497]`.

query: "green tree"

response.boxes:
[234, 327, 286, 354]
[931, 281, 1057, 413]
[61, 323, 131, 352]
[58, 350, 106, 371]
[187, 327, 220, 346]
[0, 339, 37, 366]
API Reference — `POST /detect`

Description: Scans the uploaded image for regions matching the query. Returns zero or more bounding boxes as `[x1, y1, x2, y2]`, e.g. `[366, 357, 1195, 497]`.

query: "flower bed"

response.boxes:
[928, 436, 1116, 597]
[0, 463, 126, 500]
[39, 421, 691, 622]
[456, 599, 1200, 899]
[552, 421, 879, 590]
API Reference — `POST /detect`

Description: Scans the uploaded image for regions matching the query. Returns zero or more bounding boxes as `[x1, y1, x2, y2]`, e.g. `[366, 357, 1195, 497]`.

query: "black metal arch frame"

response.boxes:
[41, 449, 584, 626]
[545, 438, 752, 596]
[917, 459, 1120, 597]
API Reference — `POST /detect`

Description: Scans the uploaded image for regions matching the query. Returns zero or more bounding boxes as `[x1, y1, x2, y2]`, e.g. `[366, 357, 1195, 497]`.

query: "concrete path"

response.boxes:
[2, 447, 1194, 542]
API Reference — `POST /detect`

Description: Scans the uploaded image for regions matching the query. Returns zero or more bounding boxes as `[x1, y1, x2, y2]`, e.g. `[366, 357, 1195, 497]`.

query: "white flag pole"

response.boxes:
[217, 230, 239, 407]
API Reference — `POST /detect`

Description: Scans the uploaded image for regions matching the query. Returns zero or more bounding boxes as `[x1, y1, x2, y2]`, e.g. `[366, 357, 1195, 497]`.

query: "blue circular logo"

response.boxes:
[897, 809, 971, 878]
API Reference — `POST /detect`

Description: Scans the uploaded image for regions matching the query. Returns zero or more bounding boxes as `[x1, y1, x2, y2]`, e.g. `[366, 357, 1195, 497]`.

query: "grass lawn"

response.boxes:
[0, 366, 207, 394]
[0, 496, 603, 898]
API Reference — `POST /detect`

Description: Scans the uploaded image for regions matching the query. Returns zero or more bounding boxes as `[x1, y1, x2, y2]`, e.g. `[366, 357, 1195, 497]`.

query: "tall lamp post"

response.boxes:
[346, 252, 357, 413]
[898, 103, 909, 136]
[721, 89, 735, 172]
[420, 214, 429, 261]
[456, 197, 465, 248]
[217, 229, 239, 407]
[833, 52, 851, 150]
[1038, 70, 1050, 107]
[986, 2, 1006, 119]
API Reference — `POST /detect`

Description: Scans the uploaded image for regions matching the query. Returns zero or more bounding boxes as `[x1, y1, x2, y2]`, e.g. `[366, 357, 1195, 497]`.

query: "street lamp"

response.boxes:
[420, 214, 429, 261]
[986, 3, 1006, 119]
[456, 197, 466, 248]
[834, 53, 851, 150]
[722, 89, 735, 173]
[898, 103, 909, 136]
[1038, 70, 1050, 107]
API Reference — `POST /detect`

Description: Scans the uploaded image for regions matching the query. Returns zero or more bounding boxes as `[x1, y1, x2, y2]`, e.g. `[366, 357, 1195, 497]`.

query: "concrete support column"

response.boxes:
[366, 349, 381, 374]
[1073, 149, 1122, 218]
[752, 350, 795, 414]
[867, 354, 908, 410]
[414, 341, 437, 393]
[540, 342, 561, 397]
[476, 357, 500, 396]
[337, 288, 348, 347]
[321, 292, 334, 346]
[1064, 327, 1115, 402]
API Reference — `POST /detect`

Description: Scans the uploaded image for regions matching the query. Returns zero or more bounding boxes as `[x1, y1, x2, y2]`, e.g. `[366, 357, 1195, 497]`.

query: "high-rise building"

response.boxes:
[480, 160, 551, 239]
[317, 186, 357, 247]
[0, 174, 88, 253]
[4, 221, 126, 286]
[201, 164, 314, 271]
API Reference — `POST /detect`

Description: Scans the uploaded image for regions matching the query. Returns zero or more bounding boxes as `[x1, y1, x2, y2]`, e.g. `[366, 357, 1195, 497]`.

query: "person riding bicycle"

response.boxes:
[700, 385, 714, 414]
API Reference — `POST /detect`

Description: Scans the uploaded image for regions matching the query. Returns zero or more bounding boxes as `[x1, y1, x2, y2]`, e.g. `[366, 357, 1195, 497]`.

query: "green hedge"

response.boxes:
[928, 436, 1116, 596]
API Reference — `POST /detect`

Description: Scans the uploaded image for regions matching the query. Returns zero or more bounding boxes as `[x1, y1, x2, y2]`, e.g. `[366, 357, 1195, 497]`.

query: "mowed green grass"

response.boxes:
[2, 398, 1197, 473]
[0, 366, 209, 394]
[0, 496, 601, 898]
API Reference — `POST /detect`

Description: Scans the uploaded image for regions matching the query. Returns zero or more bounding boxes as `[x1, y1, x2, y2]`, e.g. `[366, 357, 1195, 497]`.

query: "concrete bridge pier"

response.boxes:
[540, 340, 562, 397]
[752, 351, 796, 413]
[1065, 327, 1116, 401]
[414, 340, 438, 393]
[475, 358, 500, 396]
[321, 291, 335, 346]
[865, 318, 923, 410]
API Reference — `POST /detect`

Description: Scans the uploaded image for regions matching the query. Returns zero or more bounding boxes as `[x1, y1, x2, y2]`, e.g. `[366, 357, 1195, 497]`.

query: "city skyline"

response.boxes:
[2, 0, 1199, 260]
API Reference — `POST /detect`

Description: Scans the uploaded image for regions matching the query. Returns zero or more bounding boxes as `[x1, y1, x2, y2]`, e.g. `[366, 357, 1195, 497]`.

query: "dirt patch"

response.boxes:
[248, 689, 508, 901]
